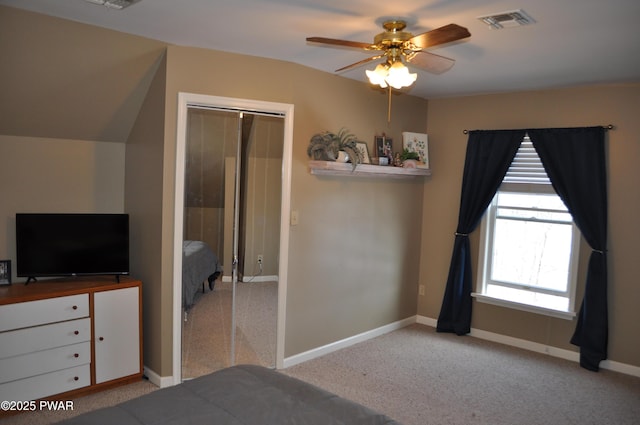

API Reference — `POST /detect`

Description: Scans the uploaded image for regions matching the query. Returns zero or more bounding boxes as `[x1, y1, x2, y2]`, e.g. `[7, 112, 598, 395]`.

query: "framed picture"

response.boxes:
[374, 135, 393, 158]
[0, 260, 11, 285]
[355, 142, 371, 164]
[402, 132, 429, 168]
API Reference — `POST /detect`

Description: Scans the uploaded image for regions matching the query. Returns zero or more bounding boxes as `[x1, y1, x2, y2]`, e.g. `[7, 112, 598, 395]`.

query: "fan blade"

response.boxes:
[306, 37, 376, 50]
[409, 23, 470, 49]
[335, 55, 384, 73]
[307, 37, 372, 50]
[406, 51, 455, 75]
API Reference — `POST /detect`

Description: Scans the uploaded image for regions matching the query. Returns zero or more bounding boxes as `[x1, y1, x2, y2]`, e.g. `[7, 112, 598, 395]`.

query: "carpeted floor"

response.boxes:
[181, 279, 278, 379]
[3, 309, 639, 424]
[1, 279, 278, 425]
[283, 324, 640, 425]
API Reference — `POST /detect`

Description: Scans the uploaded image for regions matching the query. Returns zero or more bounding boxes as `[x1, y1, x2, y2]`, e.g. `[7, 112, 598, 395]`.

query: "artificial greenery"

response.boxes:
[400, 148, 420, 161]
[307, 128, 363, 170]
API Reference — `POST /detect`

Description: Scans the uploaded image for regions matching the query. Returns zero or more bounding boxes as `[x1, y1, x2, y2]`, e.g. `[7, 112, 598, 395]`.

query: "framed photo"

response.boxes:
[374, 135, 393, 158]
[402, 132, 429, 169]
[355, 142, 371, 164]
[0, 260, 11, 285]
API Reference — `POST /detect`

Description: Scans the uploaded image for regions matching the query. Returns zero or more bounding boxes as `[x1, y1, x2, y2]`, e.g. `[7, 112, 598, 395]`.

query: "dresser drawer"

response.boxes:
[0, 294, 89, 332]
[0, 364, 90, 401]
[0, 341, 91, 384]
[0, 318, 91, 359]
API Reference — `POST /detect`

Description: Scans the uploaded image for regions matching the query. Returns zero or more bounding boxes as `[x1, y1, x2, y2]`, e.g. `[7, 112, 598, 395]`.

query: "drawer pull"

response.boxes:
[99, 337, 104, 341]
[72, 305, 78, 310]
[74, 353, 80, 358]
[74, 330, 80, 335]
[74, 376, 79, 381]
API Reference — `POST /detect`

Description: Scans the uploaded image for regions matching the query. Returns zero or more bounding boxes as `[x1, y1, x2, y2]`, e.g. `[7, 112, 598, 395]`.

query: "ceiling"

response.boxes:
[1, 0, 639, 99]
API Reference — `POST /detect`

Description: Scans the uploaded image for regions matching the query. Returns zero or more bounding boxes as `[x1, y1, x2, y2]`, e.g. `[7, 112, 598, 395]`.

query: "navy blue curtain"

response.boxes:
[528, 127, 608, 371]
[437, 130, 525, 335]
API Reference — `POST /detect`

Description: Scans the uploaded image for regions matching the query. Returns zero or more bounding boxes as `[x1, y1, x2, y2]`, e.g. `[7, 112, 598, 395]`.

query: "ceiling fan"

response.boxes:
[307, 20, 471, 89]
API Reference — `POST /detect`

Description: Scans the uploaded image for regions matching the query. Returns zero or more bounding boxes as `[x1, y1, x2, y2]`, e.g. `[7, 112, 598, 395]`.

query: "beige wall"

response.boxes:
[0, 136, 125, 270]
[124, 54, 168, 375]
[0, 6, 166, 143]
[184, 111, 283, 277]
[420, 84, 640, 367]
[2, 5, 425, 376]
[244, 116, 284, 277]
[4, 5, 637, 377]
[163, 46, 427, 363]
[244, 157, 282, 277]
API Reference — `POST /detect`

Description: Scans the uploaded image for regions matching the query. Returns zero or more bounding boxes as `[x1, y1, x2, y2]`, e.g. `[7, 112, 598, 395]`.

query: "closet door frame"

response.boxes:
[173, 92, 293, 385]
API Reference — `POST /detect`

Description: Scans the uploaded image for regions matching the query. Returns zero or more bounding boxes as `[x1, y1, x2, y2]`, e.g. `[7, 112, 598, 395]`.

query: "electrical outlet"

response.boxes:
[419, 285, 425, 296]
[257, 255, 263, 264]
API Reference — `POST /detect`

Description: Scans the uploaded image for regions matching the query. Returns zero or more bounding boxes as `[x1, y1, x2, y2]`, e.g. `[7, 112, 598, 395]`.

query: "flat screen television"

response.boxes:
[16, 213, 129, 282]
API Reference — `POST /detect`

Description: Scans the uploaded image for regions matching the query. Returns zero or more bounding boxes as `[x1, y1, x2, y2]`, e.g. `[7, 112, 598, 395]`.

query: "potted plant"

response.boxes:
[399, 148, 421, 168]
[307, 128, 363, 171]
[399, 148, 420, 161]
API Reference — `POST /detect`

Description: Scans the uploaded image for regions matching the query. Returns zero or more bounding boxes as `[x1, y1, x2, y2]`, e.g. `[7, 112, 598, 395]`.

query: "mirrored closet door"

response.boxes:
[181, 107, 283, 380]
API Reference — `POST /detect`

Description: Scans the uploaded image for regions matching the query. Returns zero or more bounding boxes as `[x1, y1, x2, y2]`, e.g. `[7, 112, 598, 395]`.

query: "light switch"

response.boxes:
[291, 210, 299, 226]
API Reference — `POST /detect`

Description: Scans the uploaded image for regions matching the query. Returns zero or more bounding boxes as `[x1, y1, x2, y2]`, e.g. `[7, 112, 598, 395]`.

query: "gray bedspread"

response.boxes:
[182, 240, 222, 309]
[56, 365, 401, 425]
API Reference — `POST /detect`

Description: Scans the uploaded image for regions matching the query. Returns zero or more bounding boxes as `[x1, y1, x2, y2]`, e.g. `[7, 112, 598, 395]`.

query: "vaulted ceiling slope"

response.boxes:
[1, 1, 639, 143]
[2, 0, 640, 100]
[0, 6, 167, 143]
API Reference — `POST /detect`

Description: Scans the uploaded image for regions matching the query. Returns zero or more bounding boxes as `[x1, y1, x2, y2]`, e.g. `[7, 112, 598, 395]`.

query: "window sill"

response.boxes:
[471, 292, 576, 320]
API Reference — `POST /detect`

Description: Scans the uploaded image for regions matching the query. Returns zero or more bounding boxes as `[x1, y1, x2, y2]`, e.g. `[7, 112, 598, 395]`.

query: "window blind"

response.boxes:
[499, 136, 553, 193]
[503, 135, 551, 185]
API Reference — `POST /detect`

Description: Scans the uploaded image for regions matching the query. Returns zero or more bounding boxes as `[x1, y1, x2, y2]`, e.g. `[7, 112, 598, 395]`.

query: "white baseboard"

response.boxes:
[241, 275, 279, 283]
[159, 314, 639, 384]
[221, 275, 279, 283]
[416, 315, 640, 378]
[282, 316, 416, 369]
[143, 366, 173, 388]
[416, 316, 437, 327]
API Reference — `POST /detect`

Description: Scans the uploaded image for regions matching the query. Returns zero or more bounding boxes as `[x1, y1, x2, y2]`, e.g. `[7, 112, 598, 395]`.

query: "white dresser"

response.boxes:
[0, 277, 142, 403]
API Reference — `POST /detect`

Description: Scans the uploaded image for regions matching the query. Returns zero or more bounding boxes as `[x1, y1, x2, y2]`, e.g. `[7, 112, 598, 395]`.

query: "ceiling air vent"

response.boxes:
[84, 0, 141, 10]
[477, 9, 535, 30]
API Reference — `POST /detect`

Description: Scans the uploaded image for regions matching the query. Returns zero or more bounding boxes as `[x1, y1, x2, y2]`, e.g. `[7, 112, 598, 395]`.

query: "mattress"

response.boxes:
[182, 240, 222, 309]
[56, 365, 401, 425]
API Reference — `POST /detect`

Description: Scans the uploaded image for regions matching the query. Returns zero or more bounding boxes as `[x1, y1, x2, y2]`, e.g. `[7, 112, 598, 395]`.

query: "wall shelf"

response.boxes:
[309, 160, 431, 179]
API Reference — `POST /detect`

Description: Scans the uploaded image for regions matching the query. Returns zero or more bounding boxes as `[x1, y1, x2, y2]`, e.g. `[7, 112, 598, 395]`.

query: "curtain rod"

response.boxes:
[462, 125, 614, 134]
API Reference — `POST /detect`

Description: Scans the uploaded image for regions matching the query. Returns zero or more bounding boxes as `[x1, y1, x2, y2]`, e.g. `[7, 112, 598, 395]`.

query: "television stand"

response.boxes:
[24, 275, 125, 285]
[0, 276, 143, 407]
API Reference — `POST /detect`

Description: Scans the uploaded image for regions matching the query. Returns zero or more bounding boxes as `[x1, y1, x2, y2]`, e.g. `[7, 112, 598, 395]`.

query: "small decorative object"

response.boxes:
[0, 260, 11, 285]
[355, 142, 371, 164]
[402, 132, 429, 168]
[307, 128, 363, 171]
[374, 135, 393, 165]
[336, 151, 349, 163]
[400, 148, 420, 166]
[394, 152, 402, 167]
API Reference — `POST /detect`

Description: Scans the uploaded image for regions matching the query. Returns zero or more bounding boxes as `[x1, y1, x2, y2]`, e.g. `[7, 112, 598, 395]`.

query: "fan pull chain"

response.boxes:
[388, 86, 392, 122]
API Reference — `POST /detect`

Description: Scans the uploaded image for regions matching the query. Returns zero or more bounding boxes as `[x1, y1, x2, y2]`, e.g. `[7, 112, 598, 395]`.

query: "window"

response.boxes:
[474, 137, 580, 319]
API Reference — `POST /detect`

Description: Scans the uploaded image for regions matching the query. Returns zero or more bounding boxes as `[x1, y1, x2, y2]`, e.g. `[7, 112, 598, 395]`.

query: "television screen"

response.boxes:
[16, 213, 129, 279]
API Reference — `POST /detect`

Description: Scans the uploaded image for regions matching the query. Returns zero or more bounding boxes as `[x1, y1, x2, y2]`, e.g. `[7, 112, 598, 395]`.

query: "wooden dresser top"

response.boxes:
[0, 276, 141, 305]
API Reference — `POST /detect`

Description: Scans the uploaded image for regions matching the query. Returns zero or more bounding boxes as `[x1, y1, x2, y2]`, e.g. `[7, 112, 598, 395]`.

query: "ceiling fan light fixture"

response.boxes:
[387, 61, 417, 89]
[366, 63, 390, 88]
[367, 60, 416, 89]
